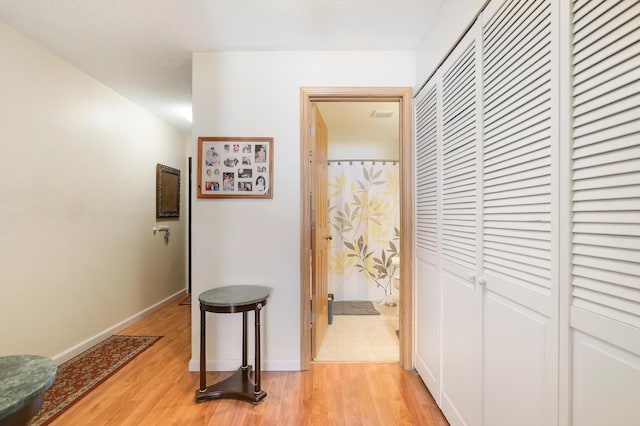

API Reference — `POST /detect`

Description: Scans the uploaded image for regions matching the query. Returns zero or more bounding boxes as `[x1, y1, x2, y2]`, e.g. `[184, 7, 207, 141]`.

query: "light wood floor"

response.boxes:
[51, 295, 448, 425]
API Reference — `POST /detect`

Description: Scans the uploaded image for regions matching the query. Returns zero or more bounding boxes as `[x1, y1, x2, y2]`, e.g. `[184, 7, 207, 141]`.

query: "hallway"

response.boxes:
[49, 295, 447, 425]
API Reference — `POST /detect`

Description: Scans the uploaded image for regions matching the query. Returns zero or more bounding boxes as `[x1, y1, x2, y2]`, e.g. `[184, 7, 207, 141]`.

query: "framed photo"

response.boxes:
[156, 163, 181, 218]
[197, 136, 273, 199]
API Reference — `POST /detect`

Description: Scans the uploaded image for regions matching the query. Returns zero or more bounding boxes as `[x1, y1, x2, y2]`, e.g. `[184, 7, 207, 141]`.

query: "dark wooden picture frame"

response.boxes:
[197, 136, 273, 199]
[156, 163, 181, 218]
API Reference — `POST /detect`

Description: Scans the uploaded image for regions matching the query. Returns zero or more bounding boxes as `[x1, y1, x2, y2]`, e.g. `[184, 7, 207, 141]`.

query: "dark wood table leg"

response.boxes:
[199, 308, 206, 392]
[242, 311, 248, 369]
[255, 303, 262, 394]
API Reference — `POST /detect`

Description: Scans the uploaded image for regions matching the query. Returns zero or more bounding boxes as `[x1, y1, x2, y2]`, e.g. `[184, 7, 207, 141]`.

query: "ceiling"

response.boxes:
[0, 0, 443, 134]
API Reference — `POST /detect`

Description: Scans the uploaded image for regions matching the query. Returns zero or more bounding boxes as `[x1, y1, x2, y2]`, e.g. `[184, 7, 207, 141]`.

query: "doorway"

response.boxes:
[316, 102, 401, 362]
[300, 87, 415, 370]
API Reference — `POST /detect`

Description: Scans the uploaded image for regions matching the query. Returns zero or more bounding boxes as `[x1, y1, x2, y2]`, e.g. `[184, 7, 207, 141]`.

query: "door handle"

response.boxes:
[326, 235, 333, 241]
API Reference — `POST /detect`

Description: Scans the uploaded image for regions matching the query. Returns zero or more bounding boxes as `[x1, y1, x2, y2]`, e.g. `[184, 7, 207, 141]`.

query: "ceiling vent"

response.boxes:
[371, 110, 394, 118]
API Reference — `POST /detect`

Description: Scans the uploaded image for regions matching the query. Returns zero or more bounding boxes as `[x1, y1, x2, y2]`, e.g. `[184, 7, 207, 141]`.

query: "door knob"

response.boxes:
[326, 235, 333, 241]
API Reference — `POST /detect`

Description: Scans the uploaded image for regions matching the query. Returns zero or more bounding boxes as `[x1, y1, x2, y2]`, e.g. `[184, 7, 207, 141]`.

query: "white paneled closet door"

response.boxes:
[570, 1, 640, 424]
[481, 0, 557, 424]
[415, 78, 441, 399]
[439, 22, 483, 426]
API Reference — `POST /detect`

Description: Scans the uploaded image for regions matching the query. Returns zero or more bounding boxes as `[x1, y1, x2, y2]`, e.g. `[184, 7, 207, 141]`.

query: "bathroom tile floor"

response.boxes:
[315, 302, 399, 362]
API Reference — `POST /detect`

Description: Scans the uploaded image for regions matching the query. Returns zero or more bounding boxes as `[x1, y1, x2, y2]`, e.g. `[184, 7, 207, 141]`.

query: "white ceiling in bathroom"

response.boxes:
[317, 102, 400, 146]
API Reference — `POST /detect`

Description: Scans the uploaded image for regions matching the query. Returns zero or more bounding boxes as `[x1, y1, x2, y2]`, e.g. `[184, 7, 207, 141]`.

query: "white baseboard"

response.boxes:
[52, 289, 187, 365]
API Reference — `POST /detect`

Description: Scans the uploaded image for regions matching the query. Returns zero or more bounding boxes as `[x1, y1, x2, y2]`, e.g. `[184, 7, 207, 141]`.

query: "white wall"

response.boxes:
[0, 22, 187, 361]
[191, 50, 415, 371]
[415, 0, 486, 90]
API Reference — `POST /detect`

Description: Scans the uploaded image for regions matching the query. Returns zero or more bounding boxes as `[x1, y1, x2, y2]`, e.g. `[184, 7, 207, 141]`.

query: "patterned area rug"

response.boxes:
[30, 335, 161, 426]
[333, 300, 380, 315]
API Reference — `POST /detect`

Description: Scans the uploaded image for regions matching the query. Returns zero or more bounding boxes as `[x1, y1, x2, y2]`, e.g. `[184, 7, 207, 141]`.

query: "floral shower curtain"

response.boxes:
[327, 161, 400, 302]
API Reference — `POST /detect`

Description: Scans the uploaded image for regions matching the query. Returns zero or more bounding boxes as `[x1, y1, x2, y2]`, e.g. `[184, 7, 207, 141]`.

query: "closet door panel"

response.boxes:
[416, 254, 440, 396]
[482, 0, 553, 302]
[440, 269, 482, 426]
[570, 0, 640, 342]
[481, 0, 555, 425]
[415, 81, 441, 398]
[570, 1, 640, 422]
[416, 84, 439, 257]
[439, 24, 482, 426]
[572, 331, 640, 426]
[484, 293, 548, 426]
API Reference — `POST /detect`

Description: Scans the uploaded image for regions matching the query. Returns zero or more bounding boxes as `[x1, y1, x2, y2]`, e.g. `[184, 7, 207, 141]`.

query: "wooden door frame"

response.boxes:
[300, 87, 415, 370]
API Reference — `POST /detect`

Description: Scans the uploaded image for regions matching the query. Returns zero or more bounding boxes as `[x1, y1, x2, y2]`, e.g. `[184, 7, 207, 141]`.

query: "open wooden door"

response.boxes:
[311, 103, 329, 359]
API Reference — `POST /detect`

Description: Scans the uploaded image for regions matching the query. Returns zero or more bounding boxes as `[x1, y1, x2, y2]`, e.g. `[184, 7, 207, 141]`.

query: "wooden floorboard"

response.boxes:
[50, 296, 448, 425]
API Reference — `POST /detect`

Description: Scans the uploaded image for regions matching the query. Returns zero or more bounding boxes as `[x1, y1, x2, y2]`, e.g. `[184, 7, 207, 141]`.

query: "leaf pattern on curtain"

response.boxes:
[327, 162, 400, 301]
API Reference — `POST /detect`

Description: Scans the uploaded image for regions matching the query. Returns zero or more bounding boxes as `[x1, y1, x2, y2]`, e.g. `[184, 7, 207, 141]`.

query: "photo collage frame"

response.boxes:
[197, 136, 273, 199]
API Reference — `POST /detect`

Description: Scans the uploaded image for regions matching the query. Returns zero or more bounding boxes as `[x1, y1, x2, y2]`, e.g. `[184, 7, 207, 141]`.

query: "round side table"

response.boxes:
[0, 355, 56, 426]
[195, 285, 271, 405]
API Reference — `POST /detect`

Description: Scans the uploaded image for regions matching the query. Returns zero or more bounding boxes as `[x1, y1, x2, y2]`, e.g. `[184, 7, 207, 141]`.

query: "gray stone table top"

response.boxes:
[199, 285, 271, 308]
[0, 355, 57, 419]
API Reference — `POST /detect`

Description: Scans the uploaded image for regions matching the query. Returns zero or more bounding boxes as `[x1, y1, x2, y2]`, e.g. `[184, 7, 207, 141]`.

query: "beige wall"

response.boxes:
[191, 50, 415, 371]
[0, 22, 187, 361]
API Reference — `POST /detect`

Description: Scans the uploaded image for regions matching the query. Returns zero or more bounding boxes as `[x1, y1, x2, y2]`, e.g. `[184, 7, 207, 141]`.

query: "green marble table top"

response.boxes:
[0, 355, 56, 419]
[199, 285, 271, 308]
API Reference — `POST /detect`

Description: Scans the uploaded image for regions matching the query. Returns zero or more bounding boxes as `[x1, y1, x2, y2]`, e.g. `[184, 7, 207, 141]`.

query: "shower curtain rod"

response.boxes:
[327, 159, 399, 165]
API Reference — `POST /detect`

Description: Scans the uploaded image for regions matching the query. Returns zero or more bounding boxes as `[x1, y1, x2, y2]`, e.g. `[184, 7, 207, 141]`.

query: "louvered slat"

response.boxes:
[484, 0, 550, 102]
[416, 86, 439, 254]
[571, 0, 640, 329]
[441, 43, 477, 270]
[483, 0, 553, 293]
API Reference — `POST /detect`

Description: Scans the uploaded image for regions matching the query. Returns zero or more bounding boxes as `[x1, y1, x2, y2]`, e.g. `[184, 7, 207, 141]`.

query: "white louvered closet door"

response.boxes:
[570, 1, 640, 424]
[481, 0, 557, 424]
[439, 22, 483, 426]
[414, 78, 441, 399]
